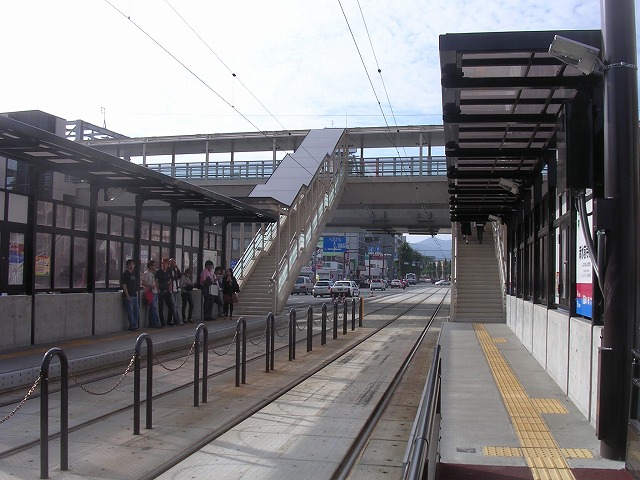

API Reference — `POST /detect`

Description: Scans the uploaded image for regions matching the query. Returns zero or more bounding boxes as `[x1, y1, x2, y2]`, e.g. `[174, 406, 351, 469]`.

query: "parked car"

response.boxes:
[435, 279, 451, 285]
[292, 276, 313, 295]
[313, 280, 333, 297]
[369, 279, 386, 291]
[332, 280, 360, 297]
[390, 279, 403, 288]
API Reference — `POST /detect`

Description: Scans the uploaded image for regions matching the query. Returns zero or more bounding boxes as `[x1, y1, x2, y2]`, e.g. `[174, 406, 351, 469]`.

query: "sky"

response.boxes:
[1, 1, 634, 244]
[2, 0, 619, 139]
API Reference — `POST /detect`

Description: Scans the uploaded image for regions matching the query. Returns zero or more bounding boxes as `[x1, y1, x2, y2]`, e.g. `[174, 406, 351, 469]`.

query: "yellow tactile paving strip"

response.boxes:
[474, 324, 593, 480]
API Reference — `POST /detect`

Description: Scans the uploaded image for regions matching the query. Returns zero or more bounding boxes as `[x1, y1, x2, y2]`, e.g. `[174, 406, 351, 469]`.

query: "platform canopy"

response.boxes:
[0, 114, 278, 223]
[439, 30, 603, 223]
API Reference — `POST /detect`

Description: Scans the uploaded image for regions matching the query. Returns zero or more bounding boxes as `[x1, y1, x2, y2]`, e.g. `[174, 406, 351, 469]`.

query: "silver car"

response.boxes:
[313, 280, 333, 297]
[292, 276, 313, 295]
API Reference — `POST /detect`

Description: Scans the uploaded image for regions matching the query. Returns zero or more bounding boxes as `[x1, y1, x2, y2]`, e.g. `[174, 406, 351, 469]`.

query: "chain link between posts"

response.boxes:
[0, 375, 42, 424]
[69, 353, 137, 396]
[274, 323, 288, 338]
[249, 325, 268, 346]
[209, 331, 238, 356]
[154, 339, 197, 371]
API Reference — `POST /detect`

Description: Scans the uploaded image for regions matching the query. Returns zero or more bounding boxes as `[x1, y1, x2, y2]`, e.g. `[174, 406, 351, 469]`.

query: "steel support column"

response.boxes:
[599, 0, 639, 460]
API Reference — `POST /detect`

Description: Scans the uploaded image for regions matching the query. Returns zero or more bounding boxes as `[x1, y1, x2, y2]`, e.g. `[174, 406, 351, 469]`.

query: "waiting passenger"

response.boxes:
[141, 260, 161, 328]
[180, 267, 195, 323]
[121, 259, 140, 331]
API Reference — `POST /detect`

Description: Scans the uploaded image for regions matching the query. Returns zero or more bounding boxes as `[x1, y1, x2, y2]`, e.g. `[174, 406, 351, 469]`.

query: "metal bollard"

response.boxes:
[134, 334, 153, 434]
[266, 312, 275, 372]
[40, 348, 69, 479]
[352, 298, 356, 331]
[343, 300, 348, 335]
[194, 324, 209, 406]
[333, 302, 339, 340]
[307, 305, 313, 352]
[235, 317, 247, 386]
[321, 303, 328, 345]
[288, 309, 297, 361]
[359, 296, 365, 326]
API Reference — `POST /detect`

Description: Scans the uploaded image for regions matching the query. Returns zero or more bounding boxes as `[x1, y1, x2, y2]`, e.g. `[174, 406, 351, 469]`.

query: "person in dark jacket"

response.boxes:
[222, 268, 240, 319]
[475, 221, 486, 244]
[461, 222, 472, 244]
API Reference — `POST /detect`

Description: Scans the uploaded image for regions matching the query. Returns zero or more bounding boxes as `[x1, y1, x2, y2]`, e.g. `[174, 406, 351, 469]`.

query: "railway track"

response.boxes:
[0, 286, 449, 479]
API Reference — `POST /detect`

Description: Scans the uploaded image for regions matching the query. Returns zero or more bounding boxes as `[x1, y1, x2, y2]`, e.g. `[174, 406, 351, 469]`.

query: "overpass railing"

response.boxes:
[142, 156, 447, 180]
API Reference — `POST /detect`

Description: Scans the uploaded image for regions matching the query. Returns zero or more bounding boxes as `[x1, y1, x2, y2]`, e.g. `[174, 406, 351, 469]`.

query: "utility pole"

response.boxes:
[598, 0, 639, 460]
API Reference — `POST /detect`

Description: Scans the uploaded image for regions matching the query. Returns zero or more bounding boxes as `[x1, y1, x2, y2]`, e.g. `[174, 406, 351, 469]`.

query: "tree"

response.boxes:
[396, 241, 428, 278]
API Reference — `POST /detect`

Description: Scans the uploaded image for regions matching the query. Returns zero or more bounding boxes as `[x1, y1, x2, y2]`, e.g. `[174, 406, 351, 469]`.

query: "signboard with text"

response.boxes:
[323, 236, 346, 252]
[575, 202, 593, 318]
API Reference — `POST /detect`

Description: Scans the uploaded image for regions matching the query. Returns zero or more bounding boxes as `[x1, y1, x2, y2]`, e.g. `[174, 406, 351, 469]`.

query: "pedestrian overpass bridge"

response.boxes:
[85, 125, 449, 313]
[85, 125, 450, 236]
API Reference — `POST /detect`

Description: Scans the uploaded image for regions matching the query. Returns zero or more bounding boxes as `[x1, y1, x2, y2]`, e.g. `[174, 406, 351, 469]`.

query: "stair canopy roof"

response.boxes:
[439, 29, 603, 224]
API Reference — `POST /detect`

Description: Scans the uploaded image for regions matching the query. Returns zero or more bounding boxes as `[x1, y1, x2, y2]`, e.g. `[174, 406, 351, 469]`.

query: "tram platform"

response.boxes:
[437, 321, 630, 479]
[0, 315, 271, 395]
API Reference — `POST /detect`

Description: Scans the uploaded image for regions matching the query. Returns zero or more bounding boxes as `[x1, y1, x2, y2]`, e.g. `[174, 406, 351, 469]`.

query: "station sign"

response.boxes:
[575, 203, 593, 319]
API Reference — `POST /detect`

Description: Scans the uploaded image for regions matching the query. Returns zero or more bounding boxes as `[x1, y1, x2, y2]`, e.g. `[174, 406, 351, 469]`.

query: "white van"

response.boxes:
[292, 276, 313, 295]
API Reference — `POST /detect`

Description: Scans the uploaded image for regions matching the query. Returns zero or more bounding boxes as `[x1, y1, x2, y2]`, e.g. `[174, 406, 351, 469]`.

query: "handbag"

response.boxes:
[144, 287, 154, 305]
[209, 284, 219, 296]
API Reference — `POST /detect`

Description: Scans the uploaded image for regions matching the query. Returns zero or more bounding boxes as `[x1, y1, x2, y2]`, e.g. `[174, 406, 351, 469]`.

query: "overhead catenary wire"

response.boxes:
[162, 0, 290, 134]
[102, 0, 329, 187]
[337, 0, 404, 163]
[356, 0, 408, 159]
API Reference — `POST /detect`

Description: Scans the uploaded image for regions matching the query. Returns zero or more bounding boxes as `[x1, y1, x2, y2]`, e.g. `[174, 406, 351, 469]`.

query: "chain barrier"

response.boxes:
[274, 323, 289, 338]
[209, 331, 238, 356]
[0, 374, 42, 424]
[295, 319, 307, 331]
[68, 353, 137, 396]
[249, 330, 267, 346]
[154, 339, 197, 371]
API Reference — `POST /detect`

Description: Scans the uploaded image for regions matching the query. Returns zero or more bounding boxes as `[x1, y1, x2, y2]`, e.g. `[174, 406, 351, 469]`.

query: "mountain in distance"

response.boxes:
[408, 235, 452, 260]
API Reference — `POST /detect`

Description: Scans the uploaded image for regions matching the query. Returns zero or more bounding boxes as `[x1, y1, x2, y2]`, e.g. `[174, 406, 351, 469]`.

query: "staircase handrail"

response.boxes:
[492, 221, 507, 311]
[273, 152, 348, 308]
[234, 216, 284, 287]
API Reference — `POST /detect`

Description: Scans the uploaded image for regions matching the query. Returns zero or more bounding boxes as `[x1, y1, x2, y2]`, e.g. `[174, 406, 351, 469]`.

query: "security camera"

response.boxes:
[488, 214, 501, 223]
[498, 178, 519, 195]
[548, 35, 603, 75]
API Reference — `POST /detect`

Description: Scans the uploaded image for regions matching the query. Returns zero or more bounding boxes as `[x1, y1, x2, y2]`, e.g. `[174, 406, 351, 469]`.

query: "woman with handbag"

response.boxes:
[222, 268, 240, 319]
[141, 260, 161, 328]
[180, 267, 195, 323]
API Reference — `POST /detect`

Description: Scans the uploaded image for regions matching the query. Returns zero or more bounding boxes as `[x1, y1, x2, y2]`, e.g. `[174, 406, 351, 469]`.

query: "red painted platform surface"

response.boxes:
[435, 463, 635, 480]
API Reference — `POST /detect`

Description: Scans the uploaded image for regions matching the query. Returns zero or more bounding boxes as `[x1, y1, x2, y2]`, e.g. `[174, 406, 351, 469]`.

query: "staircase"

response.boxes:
[232, 129, 348, 316]
[453, 228, 505, 322]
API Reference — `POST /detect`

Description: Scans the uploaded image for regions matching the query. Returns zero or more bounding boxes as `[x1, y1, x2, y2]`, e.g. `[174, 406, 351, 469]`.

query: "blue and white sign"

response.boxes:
[323, 236, 346, 252]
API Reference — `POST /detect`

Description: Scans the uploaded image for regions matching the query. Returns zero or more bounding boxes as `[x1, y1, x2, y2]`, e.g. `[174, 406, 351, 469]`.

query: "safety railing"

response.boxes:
[402, 342, 442, 480]
[141, 156, 447, 180]
[5, 302, 367, 478]
[145, 160, 279, 179]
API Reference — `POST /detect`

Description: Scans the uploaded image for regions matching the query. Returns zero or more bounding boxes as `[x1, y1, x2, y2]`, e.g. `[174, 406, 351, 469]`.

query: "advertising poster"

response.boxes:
[575, 205, 593, 318]
[8, 239, 24, 285]
[35, 255, 51, 277]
